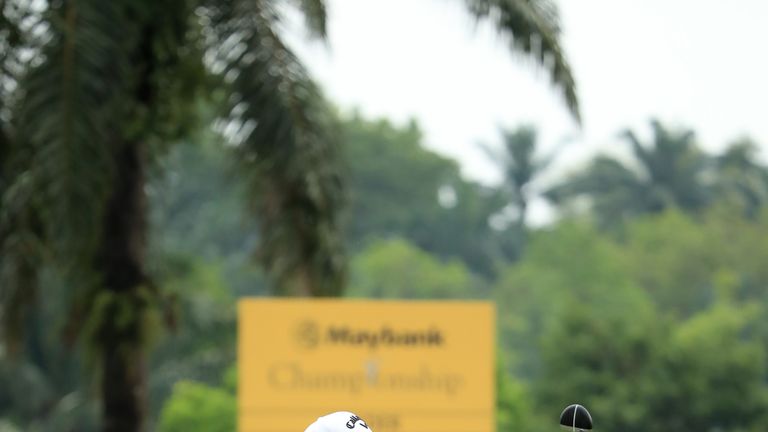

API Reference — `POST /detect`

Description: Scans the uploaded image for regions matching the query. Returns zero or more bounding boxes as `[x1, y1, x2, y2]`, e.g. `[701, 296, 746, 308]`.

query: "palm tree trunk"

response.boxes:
[505, 193, 528, 262]
[95, 16, 159, 431]
[518, 198, 528, 231]
[98, 140, 149, 432]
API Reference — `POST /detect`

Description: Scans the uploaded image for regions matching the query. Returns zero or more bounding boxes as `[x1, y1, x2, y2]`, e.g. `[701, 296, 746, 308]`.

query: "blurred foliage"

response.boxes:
[347, 238, 480, 299]
[652, 302, 768, 431]
[713, 138, 768, 218]
[463, 0, 580, 119]
[157, 380, 236, 432]
[1, 0, 341, 429]
[147, 259, 239, 424]
[3, 29, 768, 428]
[494, 222, 649, 380]
[1, 0, 583, 427]
[341, 114, 510, 277]
[547, 120, 710, 227]
[6, 104, 768, 430]
[496, 352, 533, 432]
[623, 208, 768, 316]
[481, 126, 553, 260]
[534, 296, 768, 432]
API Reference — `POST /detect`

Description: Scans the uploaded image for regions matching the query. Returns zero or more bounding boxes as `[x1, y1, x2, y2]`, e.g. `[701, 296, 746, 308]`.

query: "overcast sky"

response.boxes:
[289, 0, 768, 221]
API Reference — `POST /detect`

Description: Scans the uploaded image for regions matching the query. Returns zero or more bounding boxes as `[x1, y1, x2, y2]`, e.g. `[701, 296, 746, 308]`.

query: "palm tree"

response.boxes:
[482, 126, 558, 259]
[546, 120, 709, 227]
[0, 0, 579, 430]
[484, 126, 558, 229]
[712, 138, 768, 218]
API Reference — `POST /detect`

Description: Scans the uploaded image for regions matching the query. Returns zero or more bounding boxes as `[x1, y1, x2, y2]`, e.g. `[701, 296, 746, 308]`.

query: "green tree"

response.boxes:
[493, 222, 645, 379]
[156, 381, 235, 432]
[547, 120, 709, 227]
[712, 138, 768, 218]
[534, 298, 664, 432]
[529, 244, 768, 432]
[534, 297, 768, 432]
[621, 210, 719, 316]
[342, 115, 458, 246]
[347, 238, 479, 299]
[1, 1, 579, 430]
[621, 208, 768, 316]
[147, 259, 243, 424]
[501, 209, 768, 431]
[496, 353, 533, 432]
[2, 2, 340, 431]
[147, 134, 268, 299]
[481, 126, 559, 259]
[483, 126, 541, 231]
[649, 301, 768, 431]
[342, 114, 506, 276]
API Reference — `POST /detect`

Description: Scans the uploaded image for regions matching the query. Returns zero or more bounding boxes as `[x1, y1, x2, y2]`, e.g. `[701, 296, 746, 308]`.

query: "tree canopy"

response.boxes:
[5, 1, 768, 431]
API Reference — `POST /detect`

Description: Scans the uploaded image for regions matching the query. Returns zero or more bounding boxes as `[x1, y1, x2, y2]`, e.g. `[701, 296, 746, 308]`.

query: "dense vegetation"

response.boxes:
[3, 1, 768, 432]
[158, 116, 768, 432]
[0, 0, 577, 431]
[5, 111, 768, 431]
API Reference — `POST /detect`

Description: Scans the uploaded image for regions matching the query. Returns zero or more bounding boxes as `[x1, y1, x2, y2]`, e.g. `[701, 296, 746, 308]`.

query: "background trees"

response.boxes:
[1, 1, 581, 430]
[5, 104, 768, 430]
[546, 120, 710, 227]
[3, 1, 768, 431]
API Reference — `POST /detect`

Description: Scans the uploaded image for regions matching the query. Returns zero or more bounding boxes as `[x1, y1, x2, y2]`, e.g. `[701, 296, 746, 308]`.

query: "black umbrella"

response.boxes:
[559, 404, 593, 431]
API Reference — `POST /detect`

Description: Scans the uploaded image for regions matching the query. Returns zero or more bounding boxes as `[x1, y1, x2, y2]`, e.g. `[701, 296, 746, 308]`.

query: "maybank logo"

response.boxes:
[295, 321, 320, 349]
[295, 321, 444, 350]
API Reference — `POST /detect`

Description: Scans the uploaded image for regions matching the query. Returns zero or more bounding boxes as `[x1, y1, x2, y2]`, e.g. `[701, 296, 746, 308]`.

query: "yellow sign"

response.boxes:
[238, 299, 495, 432]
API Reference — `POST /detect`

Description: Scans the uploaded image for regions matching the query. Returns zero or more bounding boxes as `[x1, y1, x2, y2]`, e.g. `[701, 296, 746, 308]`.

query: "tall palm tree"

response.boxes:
[0, 0, 579, 430]
[484, 126, 557, 229]
[482, 126, 558, 259]
[546, 120, 709, 227]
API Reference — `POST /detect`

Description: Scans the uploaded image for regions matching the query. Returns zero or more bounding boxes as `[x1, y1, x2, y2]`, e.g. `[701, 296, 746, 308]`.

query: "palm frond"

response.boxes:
[465, 0, 580, 121]
[1, 0, 47, 114]
[291, 0, 328, 39]
[622, 129, 653, 177]
[0, 0, 23, 81]
[17, 0, 127, 269]
[711, 138, 768, 217]
[0, 122, 8, 182]
[0, 0, 47, 348]
[717, 139, 760, 171]
[1, 0, 129, 343]
[546, 156, 635, 202]
[546, 156, 652, 227]
[0, 117, 45, 349]
[0, 129, 33, 346]
[625, 120, 710, 210]
[133, 0, 206, 148]
[0, 222, 41, 351]
[501, 126, 537, 188]
[208, 1, 344, 296]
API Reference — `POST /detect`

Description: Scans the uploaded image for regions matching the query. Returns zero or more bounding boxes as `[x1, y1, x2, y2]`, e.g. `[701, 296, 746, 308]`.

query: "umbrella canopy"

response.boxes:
[559, 404, 593, 431]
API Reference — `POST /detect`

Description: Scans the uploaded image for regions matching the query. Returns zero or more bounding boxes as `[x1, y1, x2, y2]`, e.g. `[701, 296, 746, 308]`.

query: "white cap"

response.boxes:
[304, 411, 372, 432]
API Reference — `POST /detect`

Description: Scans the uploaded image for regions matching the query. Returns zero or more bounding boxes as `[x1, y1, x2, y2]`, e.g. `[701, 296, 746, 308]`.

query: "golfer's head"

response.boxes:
[304, 411, 372, 432]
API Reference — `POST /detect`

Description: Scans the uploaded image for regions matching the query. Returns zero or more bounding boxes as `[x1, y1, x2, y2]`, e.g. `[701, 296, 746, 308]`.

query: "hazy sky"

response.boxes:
[289, 0, 768, 219]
